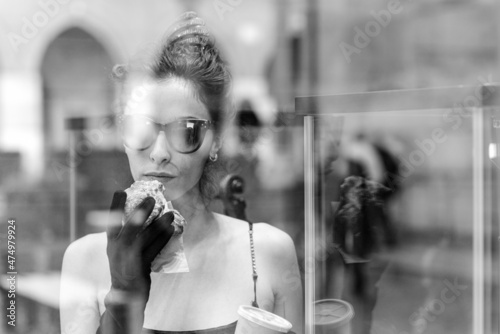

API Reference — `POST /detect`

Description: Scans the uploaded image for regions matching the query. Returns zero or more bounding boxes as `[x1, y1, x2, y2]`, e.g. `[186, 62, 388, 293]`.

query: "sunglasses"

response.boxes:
[119, 114, 213, 153]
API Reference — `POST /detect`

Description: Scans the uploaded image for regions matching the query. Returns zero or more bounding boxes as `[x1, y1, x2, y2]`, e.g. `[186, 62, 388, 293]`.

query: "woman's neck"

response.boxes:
[171, 188, 219, 246]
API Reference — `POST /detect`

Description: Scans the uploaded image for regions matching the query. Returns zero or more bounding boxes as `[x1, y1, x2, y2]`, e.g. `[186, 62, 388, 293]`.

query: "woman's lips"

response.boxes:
[143, 172, 176, 182]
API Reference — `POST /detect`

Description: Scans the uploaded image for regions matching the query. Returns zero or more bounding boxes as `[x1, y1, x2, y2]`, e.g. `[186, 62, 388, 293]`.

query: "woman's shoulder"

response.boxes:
[64, 232, 107, 257]
[62, 232, 107, 275]
[252, 222, 297, 261]
[213, 213, 296, 260]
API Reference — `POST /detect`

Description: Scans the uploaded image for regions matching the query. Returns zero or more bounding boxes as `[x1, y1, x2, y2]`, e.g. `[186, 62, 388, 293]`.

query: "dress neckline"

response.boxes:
[143, 223, 258, 334]
[143, 320, 238, 334]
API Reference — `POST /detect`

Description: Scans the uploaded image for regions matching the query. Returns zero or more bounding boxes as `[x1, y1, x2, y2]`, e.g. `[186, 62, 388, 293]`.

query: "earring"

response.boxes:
[209, 153, 218, 162]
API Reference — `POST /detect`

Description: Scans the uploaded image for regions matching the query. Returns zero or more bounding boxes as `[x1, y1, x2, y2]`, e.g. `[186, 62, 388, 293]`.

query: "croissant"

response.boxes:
[124, 180, 168, 227]
[123, 180, 185, 235]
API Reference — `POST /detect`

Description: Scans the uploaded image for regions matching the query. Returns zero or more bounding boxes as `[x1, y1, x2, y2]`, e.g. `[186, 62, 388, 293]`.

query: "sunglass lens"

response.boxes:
[169, 121, 206, 153]
[123, 117, 156, 150]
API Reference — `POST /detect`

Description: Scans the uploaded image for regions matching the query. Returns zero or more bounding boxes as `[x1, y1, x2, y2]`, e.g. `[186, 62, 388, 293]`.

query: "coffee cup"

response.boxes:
[314, 299, 354, 334]
[235, 305, 292, 334]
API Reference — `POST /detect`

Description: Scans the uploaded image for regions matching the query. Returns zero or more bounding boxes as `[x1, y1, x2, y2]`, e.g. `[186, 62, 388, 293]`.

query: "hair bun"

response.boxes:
[165, 11, 214, 47]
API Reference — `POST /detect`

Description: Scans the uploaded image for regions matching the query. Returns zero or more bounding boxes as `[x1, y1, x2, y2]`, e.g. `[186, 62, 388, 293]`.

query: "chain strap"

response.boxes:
[249, 222, 259, 308]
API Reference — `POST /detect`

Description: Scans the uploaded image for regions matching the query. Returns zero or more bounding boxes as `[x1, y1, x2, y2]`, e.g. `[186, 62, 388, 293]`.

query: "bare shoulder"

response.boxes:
[60, 233, 108, 331]
[64, 232, 106, 259]
[212, 215, 303, 331]
[253, 223, 303, 331]
[212, 212, 252, 238]
[253, 222, 297, 260]
[213, 213, 297, 261]
[62, 232, 107, 279]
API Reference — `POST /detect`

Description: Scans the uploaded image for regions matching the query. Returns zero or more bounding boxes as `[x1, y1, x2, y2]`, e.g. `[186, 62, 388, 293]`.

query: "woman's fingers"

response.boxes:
[140, 211, 174, 246]
[106, 191, 127, 240]
[140, 212, 175, 263]
[120, 197, 156, 245]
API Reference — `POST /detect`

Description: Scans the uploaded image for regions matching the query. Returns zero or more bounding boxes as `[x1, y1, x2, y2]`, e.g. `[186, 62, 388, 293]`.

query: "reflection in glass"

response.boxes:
[300, 86, 497, 334]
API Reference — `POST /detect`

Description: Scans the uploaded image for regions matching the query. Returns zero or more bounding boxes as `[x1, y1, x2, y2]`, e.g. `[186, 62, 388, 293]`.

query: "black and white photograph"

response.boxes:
[0, 1, 498, 333]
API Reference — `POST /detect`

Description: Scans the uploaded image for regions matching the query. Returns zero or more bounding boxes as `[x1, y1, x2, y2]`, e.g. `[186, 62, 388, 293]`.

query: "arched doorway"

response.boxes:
[40, 26, 128, 238]
[40, 27, 115, 154]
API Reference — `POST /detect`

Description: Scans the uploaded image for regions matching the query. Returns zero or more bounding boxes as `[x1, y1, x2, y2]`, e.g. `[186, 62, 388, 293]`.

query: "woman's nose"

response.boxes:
[149, 131, 172, 164]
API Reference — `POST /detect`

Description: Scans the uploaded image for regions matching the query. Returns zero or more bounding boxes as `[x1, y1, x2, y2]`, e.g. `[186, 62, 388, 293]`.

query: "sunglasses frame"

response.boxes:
[118, 114, 213, 153]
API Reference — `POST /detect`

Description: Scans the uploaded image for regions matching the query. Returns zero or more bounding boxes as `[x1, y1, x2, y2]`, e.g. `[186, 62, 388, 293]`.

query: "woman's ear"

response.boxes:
[209, 138, 221, 157]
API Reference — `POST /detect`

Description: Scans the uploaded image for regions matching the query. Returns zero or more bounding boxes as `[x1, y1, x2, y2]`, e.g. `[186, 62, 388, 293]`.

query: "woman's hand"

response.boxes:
[98, 191, 175, 334]
[106, 190, 174, 297]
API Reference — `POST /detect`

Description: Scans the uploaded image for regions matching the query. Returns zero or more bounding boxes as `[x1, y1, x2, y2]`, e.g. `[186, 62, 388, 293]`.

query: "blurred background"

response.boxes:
[0, 0, 499, 333]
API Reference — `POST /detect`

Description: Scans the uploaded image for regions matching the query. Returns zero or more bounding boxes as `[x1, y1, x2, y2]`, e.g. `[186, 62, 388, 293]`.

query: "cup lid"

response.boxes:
[314, 299, 354, 327]
[237, 305, 293, 333]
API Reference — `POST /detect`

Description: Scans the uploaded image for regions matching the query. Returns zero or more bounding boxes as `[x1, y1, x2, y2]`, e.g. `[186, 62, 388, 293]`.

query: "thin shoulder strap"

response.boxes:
[249, 222, 259, 308]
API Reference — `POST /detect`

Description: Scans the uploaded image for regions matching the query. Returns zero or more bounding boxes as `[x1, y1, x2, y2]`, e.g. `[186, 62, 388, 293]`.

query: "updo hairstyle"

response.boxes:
[112, 12, 233, 202]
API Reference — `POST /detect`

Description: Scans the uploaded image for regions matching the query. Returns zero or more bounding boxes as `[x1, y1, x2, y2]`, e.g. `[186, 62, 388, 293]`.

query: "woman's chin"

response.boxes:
[168, 186, 204, 205]
[163, 188, 192, 203]
[162, 190, 180, 202]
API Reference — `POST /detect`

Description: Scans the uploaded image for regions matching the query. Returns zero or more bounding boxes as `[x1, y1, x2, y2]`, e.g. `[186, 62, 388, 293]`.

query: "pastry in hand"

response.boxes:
[123, 180, 168, 227]
[123, 180, 185, 234]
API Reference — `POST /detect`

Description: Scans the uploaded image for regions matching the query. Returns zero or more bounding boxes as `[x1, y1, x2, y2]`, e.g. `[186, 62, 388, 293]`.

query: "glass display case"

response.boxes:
[296, 85, 500, 334]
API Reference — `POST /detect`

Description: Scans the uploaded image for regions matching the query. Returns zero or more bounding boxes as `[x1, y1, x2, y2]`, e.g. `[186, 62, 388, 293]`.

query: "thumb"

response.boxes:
[107, 191, 127, 240]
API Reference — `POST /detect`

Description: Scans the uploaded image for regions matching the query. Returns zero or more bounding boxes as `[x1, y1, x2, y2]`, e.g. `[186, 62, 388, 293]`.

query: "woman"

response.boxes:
[60, 12, 303, 334]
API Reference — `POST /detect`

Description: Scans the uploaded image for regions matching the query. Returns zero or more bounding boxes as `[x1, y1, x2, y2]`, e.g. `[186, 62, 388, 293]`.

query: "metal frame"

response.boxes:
[297, 84, 500, 334]
[304, 116, 316, 334]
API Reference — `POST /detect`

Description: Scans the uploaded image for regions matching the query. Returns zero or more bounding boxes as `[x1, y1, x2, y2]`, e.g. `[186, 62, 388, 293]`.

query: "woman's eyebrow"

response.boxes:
[176, 116, 205, 120]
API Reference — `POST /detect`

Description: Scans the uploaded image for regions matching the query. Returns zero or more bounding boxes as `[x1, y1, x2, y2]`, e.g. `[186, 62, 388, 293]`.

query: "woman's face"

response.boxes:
[123, 77, 218, 201]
